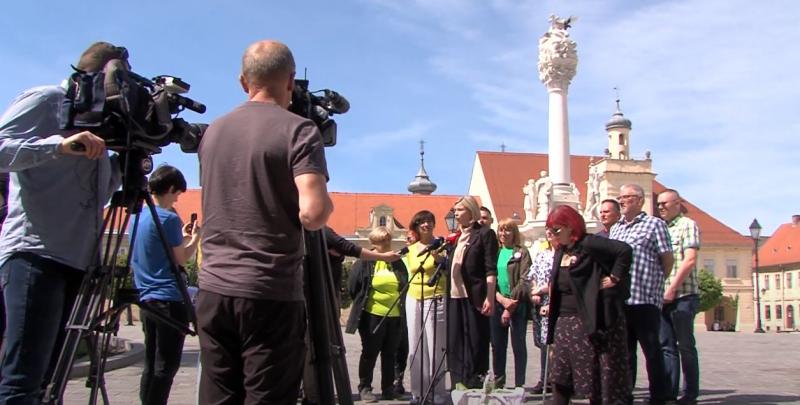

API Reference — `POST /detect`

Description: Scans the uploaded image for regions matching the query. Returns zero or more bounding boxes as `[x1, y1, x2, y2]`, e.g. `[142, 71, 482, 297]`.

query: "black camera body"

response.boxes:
[288, 79, 349, 147]
[60, 60, 207, 154]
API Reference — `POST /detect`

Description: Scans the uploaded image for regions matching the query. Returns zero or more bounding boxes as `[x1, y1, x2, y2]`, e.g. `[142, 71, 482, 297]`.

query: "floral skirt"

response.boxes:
[549, 314, 629, 404]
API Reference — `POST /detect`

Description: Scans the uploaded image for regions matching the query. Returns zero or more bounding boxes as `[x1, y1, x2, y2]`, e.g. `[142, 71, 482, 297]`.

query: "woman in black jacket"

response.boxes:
[447, 196, 498, 390]
[542, 205, 633, 405]
[345, 227, 408, 402]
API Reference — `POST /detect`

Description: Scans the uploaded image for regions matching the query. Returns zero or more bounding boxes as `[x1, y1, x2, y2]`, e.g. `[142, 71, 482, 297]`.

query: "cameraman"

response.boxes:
[130, 164, 199, 405]
[197, 40, 333, 404]
[0, 42, 124, 402]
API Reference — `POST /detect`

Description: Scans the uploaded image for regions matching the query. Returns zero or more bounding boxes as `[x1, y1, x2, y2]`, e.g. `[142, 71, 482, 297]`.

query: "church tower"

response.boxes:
[407, 140, 437, 195]
[605, 99, 632, 160]
[590, 98, 657, 214]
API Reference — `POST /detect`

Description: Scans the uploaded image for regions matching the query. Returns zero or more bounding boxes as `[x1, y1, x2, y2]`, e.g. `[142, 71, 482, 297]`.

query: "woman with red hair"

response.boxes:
[541, 205, 633, 405]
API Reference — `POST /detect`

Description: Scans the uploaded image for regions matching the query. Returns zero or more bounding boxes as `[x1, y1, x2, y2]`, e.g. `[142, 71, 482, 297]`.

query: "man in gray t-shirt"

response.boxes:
[197, 39, 333, 403]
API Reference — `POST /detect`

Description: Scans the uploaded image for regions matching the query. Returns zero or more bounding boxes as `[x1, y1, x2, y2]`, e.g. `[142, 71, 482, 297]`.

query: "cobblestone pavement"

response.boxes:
[64, 323, 800, 404]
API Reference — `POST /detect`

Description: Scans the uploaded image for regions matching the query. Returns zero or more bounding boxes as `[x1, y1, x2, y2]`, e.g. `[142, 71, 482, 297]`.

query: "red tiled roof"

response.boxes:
[477, 151, 597, 222]
[758, 222, 800, 268]
[167, 190, 470, 237]
[476, 151, 750, 247]
[328, 192, 471, 237]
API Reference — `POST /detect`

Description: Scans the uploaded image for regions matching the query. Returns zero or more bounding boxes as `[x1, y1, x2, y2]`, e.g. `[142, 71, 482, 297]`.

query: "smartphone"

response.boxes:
[397, 246, 409, 256]
[188, 213, 198, 232]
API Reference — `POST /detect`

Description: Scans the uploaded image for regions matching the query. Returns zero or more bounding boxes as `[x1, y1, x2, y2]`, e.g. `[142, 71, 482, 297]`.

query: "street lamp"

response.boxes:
[445, 209, 457, 233]
[749, 218, 765, 333]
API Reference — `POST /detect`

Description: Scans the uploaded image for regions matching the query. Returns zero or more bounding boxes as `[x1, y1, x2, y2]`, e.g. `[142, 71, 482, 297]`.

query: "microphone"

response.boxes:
[323, 90, 350, 114]
[417, 237, 445, 257]
[443, 231, 461, 246]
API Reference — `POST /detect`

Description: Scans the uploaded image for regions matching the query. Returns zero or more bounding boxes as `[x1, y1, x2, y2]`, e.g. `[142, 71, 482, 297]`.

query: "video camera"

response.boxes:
[60, 59, 207, 154]
[288, 79, 349, 147]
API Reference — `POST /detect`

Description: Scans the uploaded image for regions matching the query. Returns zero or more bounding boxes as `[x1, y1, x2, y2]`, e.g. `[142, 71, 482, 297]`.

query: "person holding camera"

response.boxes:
[197, 39, 333, 404]
[0, 42, 124, 402]
[130, 164, 199, 405]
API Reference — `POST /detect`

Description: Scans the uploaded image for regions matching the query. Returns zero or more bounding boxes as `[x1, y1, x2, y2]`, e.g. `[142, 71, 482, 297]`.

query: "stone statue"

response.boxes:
[584, 165, 601, 220]
[570, 182, 582, 212]
[522, 179, 536, 223]
[534, 171, 552, 220]
[538, 14, 578, 91]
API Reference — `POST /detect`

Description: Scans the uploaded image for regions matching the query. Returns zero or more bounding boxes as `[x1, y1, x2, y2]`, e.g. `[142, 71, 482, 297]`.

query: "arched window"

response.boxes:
[379, 216, 386, 227]
[619, 134, 624, 145]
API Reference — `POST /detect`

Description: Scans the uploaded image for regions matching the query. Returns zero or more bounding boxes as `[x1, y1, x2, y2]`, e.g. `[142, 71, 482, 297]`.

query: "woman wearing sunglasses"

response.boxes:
[541, 205, 633, 405]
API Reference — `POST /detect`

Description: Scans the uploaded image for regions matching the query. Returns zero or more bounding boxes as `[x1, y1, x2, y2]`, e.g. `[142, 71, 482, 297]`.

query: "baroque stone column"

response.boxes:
[538, 15, 580, 211]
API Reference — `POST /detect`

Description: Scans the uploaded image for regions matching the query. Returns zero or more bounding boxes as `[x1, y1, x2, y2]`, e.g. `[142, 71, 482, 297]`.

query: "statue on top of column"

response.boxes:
[538, 15, 578, 90]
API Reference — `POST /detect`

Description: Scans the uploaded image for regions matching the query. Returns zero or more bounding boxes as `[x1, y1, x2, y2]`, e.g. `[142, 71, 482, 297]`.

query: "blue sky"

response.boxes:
[2, 0, 798, 236]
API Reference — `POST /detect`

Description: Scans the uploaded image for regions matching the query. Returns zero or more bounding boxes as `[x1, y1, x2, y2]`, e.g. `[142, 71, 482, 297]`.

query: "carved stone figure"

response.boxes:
[523, 179, 536, 223]
[584, 166, 601, 220]
[534, 171, 552, 220]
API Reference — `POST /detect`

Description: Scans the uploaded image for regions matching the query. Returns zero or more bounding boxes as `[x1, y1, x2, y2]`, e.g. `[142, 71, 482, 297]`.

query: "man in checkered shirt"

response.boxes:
[610, 183, 674, 405]
[657, 189, 700, 405]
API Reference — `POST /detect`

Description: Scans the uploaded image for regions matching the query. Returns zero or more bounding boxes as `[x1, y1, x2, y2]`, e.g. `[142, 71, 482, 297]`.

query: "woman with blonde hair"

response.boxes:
[346, 227, 408, 402]
[489, 218, 532, 388]
[447, 196, 498, 389]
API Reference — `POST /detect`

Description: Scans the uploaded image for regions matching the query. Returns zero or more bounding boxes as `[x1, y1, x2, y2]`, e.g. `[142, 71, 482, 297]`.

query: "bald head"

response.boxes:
[241, 40, 295, 93]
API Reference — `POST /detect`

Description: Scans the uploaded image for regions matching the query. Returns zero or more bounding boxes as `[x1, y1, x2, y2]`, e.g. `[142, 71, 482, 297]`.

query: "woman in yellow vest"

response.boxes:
[346, 227, 408, 402]
[405, 210, 448, 405]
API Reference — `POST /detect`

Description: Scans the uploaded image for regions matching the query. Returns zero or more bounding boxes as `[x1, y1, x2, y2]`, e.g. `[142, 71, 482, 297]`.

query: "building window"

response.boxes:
[775, 274, 781, 289]
[725, 259, 737, 278]
[787, 273, 793, 289]
[765, 305, 771, 320]
[703, 259, 715, 273]
[777, 305, 783, 319]
[764, 275, 770, 290]
[379, 216, 387, 227]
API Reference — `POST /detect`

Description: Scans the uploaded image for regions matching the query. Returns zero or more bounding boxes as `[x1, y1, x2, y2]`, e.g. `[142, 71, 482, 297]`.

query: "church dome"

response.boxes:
[605, 100, 632, 130]
[408, 141, 437, 195]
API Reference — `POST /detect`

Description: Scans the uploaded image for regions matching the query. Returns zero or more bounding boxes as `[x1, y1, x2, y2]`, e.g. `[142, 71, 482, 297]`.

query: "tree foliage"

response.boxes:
[698, 268, 723, 312]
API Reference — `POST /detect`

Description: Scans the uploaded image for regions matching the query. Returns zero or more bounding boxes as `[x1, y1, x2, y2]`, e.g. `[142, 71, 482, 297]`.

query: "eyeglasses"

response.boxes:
[549, 227, 565, 235]
[617, 194, 640, 201]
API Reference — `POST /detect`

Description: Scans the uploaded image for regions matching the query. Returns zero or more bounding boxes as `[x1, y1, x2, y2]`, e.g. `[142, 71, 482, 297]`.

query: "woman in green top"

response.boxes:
[489, 218, 533, 388]
[346, 227, 408, 402]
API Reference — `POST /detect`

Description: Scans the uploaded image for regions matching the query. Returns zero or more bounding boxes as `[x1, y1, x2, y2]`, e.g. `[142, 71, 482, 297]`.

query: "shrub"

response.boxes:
[698, 268, 723, 312]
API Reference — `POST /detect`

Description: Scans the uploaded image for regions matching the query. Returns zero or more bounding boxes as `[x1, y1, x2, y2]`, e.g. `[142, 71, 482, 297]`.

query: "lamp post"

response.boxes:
[445, 209, 457, 233]
[749, 219, 765, 333]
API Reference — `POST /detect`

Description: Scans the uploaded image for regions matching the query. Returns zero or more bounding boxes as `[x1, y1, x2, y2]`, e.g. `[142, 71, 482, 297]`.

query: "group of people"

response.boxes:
[0, 38, 702, 405]
[345, 185, 701, 405]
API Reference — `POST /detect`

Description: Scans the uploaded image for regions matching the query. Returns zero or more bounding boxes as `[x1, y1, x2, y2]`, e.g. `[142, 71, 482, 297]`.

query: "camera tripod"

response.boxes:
[42, 150, 196, 405]
[303, 229, 353, 405]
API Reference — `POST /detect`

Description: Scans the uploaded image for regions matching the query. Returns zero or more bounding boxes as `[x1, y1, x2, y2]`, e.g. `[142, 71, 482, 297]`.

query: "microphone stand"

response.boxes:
[420, 245, 452, 405]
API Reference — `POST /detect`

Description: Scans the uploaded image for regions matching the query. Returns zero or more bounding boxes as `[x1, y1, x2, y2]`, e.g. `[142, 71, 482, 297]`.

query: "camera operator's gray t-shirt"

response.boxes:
[198, 101, 328, 301]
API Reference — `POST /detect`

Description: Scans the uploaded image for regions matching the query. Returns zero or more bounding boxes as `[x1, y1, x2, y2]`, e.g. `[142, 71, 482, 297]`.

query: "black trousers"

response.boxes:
[140, 300, 188, 405]
[197, 290, 306, 405]
[447, 298, 490, 388]
[357, 312, 402, 393]
[625, 304, 667, 402]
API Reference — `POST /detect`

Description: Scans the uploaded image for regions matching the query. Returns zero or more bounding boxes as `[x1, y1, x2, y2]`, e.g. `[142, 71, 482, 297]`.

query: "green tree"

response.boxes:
[698, 268, 723, 312]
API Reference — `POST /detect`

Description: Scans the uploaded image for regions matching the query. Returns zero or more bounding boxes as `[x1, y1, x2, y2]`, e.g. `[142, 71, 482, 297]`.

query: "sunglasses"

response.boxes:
[548, 227, 565, 235]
